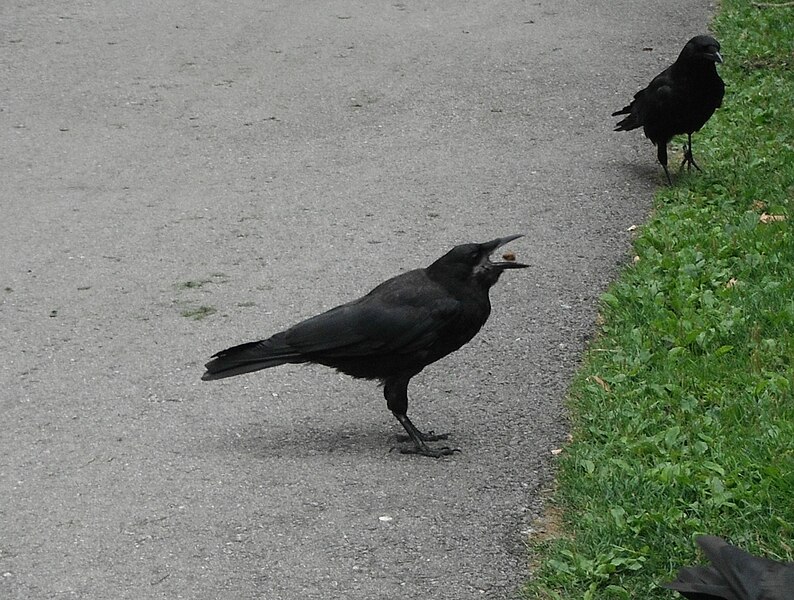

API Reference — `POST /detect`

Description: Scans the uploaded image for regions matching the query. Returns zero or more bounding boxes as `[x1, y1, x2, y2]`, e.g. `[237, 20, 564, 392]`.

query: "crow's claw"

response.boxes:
[393, 444, 461, 458]
[679, 143, 702, 173]
[396, 430, 450, 443]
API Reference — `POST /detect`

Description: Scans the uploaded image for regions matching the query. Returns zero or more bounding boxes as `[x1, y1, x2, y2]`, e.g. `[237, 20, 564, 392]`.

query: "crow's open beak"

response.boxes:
[482, 234, 530, 269]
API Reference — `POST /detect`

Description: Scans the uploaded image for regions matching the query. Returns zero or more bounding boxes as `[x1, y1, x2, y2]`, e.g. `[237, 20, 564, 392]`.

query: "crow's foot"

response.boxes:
[391, 412, 456, 456]
[680, 144, 702, 173]
[393, 443, 461, 458]
[396, 430, 450, 443]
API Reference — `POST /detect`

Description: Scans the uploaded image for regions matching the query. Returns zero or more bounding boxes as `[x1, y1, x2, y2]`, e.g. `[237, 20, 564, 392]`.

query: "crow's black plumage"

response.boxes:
[613, 35, 725, 184]
[202, 235, 528, 457]
[663, 535, 794, 600]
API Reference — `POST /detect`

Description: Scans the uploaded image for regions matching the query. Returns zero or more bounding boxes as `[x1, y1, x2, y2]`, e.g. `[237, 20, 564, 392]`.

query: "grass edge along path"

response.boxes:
[524, 2, 793, 598]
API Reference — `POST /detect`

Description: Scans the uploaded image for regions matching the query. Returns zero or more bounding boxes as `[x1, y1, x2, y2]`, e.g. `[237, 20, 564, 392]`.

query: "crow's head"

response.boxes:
[681, 35, 723, 64]
[429, 234, 529, 288]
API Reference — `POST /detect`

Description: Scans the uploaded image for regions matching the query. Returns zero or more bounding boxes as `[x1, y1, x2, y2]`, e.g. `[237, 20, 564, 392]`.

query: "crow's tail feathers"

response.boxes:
[201, 333, 302, 380]
[612, 104, 641, 131]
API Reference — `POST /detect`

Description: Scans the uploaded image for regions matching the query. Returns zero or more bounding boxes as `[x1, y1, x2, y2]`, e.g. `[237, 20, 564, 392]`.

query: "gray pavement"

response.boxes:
[1, 1, 716, 598]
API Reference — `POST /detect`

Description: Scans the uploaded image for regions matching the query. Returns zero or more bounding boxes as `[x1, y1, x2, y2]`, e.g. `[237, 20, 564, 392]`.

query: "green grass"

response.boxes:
[525, 2, 793, 598]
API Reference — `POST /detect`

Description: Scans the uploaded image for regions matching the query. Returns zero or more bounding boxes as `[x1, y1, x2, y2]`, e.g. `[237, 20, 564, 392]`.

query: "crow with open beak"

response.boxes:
[202, 235, 528, 457]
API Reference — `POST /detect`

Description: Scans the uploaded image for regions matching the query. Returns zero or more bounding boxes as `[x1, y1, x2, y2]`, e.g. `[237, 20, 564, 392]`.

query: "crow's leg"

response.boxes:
[662, 164, 673, 186]
[680, 133, 702, 172]
[393, 414, 459, 457]
[395, 429, 450, 443]
[383, 376, 458, 457]
[657, 140, 673, 186]
[394, 414, 450, 442]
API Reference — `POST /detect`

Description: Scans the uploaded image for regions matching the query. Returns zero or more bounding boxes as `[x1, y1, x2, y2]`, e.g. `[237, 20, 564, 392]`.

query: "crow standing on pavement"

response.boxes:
[202, 235, 528, 457]
[613, 35, 725, 184]
[663, 535, 794, 600]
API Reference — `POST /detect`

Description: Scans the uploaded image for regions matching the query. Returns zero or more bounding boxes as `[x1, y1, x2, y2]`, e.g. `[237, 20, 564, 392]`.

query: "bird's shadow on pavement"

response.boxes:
[617, 155, 708, 188]
[617, 160, 667, 186]
[218, 419, 401, 459]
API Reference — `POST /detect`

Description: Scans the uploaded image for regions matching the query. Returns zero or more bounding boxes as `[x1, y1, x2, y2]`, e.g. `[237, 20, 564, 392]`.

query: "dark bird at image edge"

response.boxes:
[613, 35, 725, 185]
[202, 235, 528, 457]
[663, 535, 794, 600]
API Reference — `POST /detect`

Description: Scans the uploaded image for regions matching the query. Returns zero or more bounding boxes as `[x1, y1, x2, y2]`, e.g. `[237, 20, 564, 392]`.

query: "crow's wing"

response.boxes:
[283, 270, 461, 359]
[662, 564, 739, 600]
[626, 66, 674, 119]
[697, 536, 791, 600]
[663, 536, 794, 600]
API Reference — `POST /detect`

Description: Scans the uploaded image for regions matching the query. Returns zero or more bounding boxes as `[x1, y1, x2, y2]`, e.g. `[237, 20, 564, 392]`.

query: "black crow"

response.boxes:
[663, 535, 794, 599]
[202, 235, 528, 457]
[613, 35, 725, 184]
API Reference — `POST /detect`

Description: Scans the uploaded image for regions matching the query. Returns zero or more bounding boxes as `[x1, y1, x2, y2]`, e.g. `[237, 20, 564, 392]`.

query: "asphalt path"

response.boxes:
[1, 1, 717, 598]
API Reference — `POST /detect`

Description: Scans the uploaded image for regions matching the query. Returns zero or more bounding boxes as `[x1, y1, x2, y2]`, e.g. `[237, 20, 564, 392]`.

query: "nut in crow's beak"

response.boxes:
[480, 234, 530, 269]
